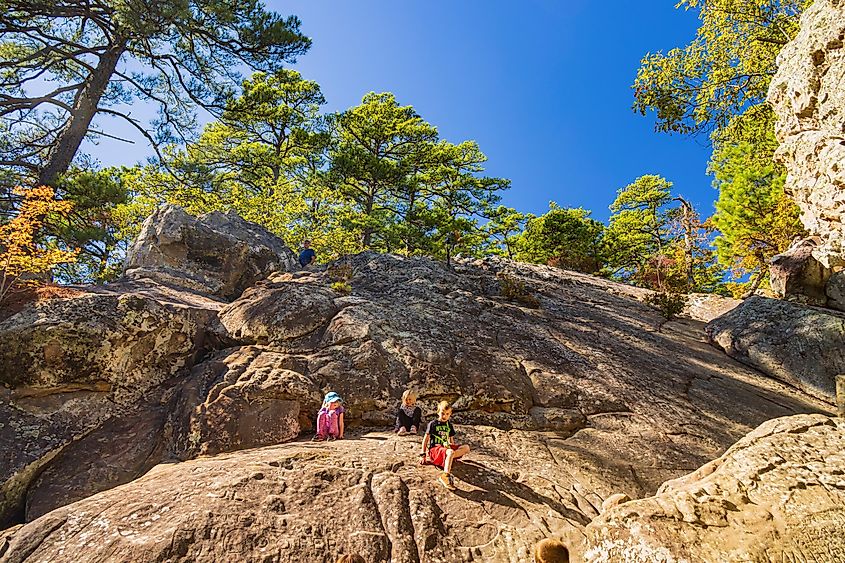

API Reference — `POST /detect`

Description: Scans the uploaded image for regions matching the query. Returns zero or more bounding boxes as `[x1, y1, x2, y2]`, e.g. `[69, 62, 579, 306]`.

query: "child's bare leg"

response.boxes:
[443, 445, 470, 473]
[443, 449, 455, 474]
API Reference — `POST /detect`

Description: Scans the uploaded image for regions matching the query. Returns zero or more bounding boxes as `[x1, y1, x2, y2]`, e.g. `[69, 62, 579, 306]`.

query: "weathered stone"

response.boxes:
[0, 281, 222, 400]
[0, 281, 224, 527]
[123, 204, 297, 300]
[683, 292, 742, 323]
[583, 414, 845, 563]
[0, 427, 641, 563]
[707, 295, 845, 402]
[827, 270, 845, 312]
[769, 237, 831, 304]
[186, 346, 322, 456]
[0, 248, 834, 555]
[768, 0, 845, 269]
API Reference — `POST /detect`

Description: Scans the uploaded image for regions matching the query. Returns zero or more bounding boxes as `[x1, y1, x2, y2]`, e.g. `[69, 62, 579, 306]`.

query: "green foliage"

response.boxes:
[0, 0, 310, 188]
[604, 175, 674, 284]
[327, 92, 508, 260]
[604, 175, 723, 292]
[330, 281, 352, 295]
[483, 205, 530, 259]
[122, 71, 361, 261]
[644, 290, 687, 320]
[497, 272, 540, 309]
[709, 128, 804, 292]
[516, 203, 604, 274]
[633, 0, 807, 138]
[51, 167, 129, 282]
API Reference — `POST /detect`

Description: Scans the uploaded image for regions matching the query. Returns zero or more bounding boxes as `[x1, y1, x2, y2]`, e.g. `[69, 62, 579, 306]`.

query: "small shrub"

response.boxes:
[497, 272, 540, 309]
[331, 281, 352, 295]
[644, 290, 687, 320]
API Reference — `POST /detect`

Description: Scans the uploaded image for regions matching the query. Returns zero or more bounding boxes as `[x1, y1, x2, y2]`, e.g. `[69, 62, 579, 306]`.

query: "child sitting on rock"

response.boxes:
[419, 401, 470, 490]
[395, 389, 422, 435]
[313, 391, 345, 441]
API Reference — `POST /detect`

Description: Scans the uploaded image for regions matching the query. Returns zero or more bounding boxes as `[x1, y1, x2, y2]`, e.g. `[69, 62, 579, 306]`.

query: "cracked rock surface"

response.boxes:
[0, 247, 831, 561]
[583, 414, 845, 563]
[768, 0, 845, 269]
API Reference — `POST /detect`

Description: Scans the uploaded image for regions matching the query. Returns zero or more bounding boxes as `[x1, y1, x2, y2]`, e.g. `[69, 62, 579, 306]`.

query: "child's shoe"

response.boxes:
[410, 426, 418, 434]
[312, 434, 326, 442]
[327, 434, 336, 441]
[397, 427, 408, 436]
[437, 472, 456, 491]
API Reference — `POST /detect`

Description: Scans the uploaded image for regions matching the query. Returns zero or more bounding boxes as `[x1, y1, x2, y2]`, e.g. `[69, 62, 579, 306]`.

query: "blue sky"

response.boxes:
[95, 2, 713, 223]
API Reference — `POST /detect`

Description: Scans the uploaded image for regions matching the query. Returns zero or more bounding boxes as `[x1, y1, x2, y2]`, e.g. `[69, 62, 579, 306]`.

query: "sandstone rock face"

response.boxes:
[0, 281, 224, 528]
[186, 346, 322, 456]
[768, 0, 845, 269]
[707, 295, 845, 402]
[123, 204, 297, 300]
[0, 281, 222, 398]
[827, 270, 845, 312]
[683, 293, 742, 323]
[0, 250, 832, 561]
[769, 237, 831, 305]
[583, 414, 845, 563]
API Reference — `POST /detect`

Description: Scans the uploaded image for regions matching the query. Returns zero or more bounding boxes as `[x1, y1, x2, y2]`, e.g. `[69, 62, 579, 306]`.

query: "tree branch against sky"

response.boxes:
[632, 0, 807, 139]
[0, 0, 311, 190]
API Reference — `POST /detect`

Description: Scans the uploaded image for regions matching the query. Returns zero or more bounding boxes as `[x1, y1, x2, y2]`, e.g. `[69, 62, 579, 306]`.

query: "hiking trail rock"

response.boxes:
[706, 294, 845, 403]
[583, 414, 845, 563]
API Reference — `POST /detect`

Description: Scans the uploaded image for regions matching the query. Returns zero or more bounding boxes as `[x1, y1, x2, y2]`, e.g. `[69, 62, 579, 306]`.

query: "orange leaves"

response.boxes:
[0, 185, 79, 303]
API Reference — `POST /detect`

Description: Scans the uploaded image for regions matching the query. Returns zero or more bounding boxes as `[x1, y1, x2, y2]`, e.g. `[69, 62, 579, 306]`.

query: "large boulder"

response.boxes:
[123, 204, 297, 300]
[769, 237, 831, 305]
[583, 414, 845, 563]
[768, 0, 845, 269]
[0, 281, 224, 527]
[683, 292, 742, 323]
[706, 296, 845, 402]
[185, 346, 322, 456]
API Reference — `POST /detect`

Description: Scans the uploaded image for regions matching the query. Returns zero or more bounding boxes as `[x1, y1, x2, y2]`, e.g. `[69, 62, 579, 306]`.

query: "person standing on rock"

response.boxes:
[313, 391, 345, 441]
[419, 401, 470, 490]
[298, 239, 316, 268]
[395, 389, 422, 435]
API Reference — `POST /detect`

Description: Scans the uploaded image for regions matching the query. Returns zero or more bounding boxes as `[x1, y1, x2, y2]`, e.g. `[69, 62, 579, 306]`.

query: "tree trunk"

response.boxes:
[37, 40, 127, 187]
[362, 190, 374, 248]
[742, 269, 765, 298]
[675, 197, 696, 290]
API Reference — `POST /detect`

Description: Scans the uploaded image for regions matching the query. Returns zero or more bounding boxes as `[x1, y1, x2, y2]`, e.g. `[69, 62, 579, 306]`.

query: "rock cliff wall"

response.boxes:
[768, 0, 845, 270]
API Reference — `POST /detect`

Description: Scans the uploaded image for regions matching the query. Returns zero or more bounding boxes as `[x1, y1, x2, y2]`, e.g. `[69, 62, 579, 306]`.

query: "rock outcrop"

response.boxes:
[583, 414, 845, 563]
[707, 296, 845, 403]
[768, 0, 845, 270]
[0, 246, 832, 560]
[0, 206, 835, 561]
[123, 204, 297, 300]
[683, 293, 742, 323]
[769, 237, 831, 305]
[0, 281, 225, 527]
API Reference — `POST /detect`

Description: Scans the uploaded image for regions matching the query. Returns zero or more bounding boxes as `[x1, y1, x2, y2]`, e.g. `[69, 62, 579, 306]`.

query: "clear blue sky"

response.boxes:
[95, 1, 713, 223]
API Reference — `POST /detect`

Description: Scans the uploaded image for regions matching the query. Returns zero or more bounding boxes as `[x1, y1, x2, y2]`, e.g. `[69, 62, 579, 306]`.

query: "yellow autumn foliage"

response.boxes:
[0, 186, 79, 303]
